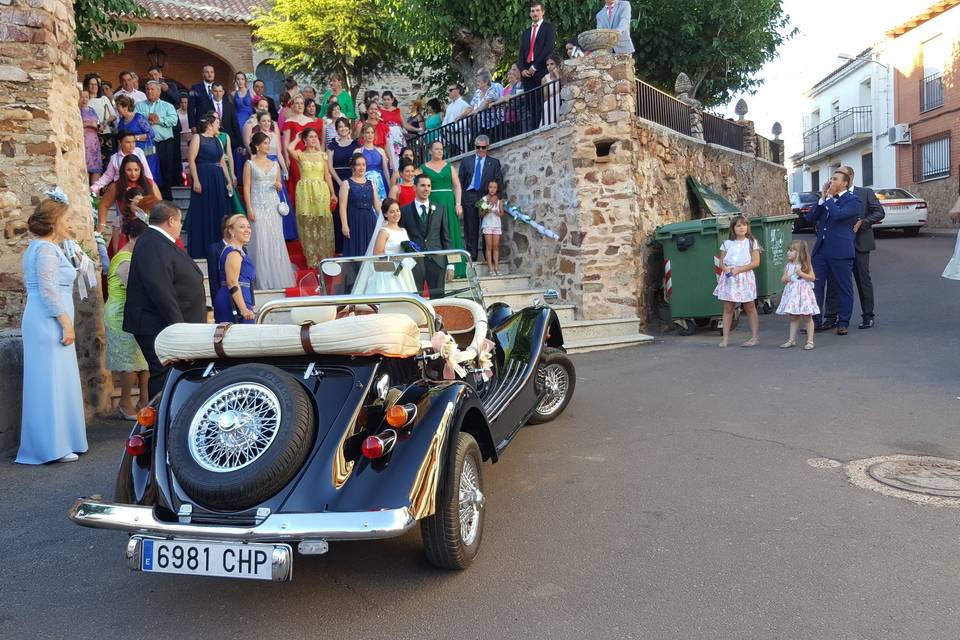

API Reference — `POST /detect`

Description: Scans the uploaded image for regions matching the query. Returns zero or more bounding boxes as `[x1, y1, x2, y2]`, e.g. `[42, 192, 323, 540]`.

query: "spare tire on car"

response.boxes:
[167, 363, 316, 511]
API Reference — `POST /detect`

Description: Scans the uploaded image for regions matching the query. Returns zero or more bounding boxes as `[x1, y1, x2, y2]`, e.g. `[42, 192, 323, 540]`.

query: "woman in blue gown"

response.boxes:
[186, 113, 233, 258]
[17, 197, 87, 464]
[338, 153, 380, 257]
[232, 73, 255, 186]
[213, 214, 257, 323]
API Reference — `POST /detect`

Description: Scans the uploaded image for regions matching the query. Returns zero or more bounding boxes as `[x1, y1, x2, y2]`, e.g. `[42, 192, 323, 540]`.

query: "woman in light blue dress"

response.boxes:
[17, 197, 87, 464]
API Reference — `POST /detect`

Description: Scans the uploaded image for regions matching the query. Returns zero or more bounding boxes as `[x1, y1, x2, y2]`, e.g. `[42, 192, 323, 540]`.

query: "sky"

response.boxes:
[720, 0, 935, 164]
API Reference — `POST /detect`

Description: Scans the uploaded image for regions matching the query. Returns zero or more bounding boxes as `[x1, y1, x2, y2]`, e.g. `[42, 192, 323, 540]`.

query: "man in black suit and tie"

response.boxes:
[187, 64, 217, 132]
[457, 134, 504, 261]
[123, 201, 207, 398]
[518, 0, 557, 131]
[400, 174, 454, 298]
[253, 79, 279, 122]
[820, 164, 885, 330]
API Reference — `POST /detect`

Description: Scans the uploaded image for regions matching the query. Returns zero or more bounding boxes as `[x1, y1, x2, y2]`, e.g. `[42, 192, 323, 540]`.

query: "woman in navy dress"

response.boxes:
[328, 117, 360, 253]
[17, 196, 87, 464]
[213, 214, 257, 323]
[338, 153, 380, 256]
[232, 72, 255, 187]
[186, 112, 233, 258]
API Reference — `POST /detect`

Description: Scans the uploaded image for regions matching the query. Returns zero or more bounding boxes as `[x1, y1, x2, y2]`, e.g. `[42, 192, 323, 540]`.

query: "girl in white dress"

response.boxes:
[776, 240, 819, 350]
[243, 131, 295, 289]
[479, 180, 504, 275]
[351, 197, 418, 294]
[713, 215, 761, 348]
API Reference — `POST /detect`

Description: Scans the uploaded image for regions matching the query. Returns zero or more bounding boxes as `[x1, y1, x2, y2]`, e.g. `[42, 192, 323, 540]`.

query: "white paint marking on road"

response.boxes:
[806, 457, 843, 469]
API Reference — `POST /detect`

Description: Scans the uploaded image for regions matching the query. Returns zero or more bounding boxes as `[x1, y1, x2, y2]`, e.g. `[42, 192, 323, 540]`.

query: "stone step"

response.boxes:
[560, 317, 643, 342]
[565, 333, 655, 355]
[550, 304, 576, 324]
[482, 288, 552, 309]
[472, 263, 511, 277]
[477, 274, 530, 293]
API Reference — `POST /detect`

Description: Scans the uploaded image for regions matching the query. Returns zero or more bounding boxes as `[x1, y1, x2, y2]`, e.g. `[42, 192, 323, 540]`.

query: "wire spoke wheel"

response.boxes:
[458, 455, 484, 546]
[536, 363, 569, 416]
[188, 383, 282, 473]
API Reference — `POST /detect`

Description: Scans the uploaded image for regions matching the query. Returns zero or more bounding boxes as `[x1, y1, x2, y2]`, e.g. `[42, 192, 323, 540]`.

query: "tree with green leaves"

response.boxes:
[74, 0, 146, 63]
[251, 0, 415, 99]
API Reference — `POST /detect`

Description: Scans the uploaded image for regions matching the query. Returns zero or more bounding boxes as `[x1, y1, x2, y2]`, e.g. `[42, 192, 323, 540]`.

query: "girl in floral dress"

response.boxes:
[80, 90, 101, 185]
[713, 215, 761, 348]
[776, 240, 819, 350]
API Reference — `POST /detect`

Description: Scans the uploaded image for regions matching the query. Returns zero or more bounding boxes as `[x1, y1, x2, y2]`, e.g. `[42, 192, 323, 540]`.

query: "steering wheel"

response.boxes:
[336, 303, 380, 319]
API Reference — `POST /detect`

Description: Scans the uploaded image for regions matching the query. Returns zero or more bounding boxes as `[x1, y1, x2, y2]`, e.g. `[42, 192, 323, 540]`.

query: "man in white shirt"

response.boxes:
[399, 174, 454, 297]
[113, 70, 147, 104]
[442, 83, 471, 156]
[188, 65, 217, 131]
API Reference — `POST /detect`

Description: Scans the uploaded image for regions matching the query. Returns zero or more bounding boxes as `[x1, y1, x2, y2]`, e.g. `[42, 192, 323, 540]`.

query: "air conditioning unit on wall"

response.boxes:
[888, 123, 911, 145]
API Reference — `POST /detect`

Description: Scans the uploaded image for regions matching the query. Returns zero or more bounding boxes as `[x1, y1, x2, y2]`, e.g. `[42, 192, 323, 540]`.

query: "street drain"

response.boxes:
[867, 458, 960, 497]
[838, 455, 960, 508]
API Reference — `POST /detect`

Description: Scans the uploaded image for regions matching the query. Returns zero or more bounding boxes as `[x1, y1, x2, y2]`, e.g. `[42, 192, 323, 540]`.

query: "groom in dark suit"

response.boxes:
[124, 201, 207, 398]
[400, 174, 453, 298]
[804, 170, 861, 334]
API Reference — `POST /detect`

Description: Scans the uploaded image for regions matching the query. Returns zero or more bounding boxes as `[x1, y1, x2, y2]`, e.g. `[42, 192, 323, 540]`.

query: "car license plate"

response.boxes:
[138, 537, 290, 581]
[885, 205, 907, 211]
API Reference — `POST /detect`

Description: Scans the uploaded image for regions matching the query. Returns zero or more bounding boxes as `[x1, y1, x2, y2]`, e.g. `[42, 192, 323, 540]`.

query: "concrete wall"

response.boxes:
[474, 51, 788, 328]
[0, 0, 111, 451]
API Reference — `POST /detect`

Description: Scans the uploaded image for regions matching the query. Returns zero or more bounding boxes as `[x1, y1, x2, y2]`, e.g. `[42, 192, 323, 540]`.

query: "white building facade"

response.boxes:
[789, 47, 895, 193]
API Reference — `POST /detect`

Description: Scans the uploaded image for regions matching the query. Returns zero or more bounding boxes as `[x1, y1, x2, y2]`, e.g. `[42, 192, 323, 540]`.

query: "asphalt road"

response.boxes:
[2, 230, 960, 640]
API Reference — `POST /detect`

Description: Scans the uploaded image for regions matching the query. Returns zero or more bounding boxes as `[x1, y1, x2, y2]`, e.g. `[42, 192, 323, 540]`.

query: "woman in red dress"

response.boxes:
[379, 91, 404, 127]
[282, 95, 319, 211]
[389, 159, 417, 208]
[353, 102, 390, 149]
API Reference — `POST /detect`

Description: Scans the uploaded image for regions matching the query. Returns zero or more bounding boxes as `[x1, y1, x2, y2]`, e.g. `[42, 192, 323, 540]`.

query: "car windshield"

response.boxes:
[875, 189, 915, 200]
[317, 249, 484, 306]
[792, 192, 819, 204]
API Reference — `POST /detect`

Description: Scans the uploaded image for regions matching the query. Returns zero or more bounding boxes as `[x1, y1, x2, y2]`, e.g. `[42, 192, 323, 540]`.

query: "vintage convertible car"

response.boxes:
[69, 251, 575, 581]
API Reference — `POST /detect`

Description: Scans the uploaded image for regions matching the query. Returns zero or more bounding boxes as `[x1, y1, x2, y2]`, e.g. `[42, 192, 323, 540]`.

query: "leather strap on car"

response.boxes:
[300, 321, 316, 355]
[213, 322, 232, 358]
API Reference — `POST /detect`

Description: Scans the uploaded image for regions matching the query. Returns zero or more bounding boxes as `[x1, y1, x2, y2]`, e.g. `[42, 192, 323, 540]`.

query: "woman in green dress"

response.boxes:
[217, 125, 247, 215]
[419, 139, 466, 278]
[104, 211, 149, 419]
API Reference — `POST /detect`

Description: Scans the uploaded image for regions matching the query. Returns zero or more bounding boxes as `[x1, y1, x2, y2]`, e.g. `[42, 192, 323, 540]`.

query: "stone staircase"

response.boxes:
[195, 259, 651, 355]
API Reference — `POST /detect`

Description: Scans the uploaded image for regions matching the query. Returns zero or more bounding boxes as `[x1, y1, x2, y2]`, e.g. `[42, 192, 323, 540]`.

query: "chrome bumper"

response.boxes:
[68, 499, 416, 541]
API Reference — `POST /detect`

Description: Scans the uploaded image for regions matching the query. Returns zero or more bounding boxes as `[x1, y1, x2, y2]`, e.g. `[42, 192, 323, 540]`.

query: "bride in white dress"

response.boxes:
[351, 197, 418, 294]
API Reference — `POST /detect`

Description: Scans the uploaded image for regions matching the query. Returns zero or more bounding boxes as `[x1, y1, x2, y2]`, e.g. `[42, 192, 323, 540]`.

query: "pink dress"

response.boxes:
[712, 238, 758, 303]
[81, 107, 101, 173]
[776, 263, 820, 315]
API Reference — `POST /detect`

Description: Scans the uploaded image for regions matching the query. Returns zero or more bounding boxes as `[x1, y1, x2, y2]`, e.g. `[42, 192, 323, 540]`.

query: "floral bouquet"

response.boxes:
[394, 240, 421, 276]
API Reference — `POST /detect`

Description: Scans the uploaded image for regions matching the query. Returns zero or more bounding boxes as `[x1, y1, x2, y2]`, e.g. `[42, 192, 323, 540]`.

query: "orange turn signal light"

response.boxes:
[137, 406, 157, 427]
[385, 404, 414, 428]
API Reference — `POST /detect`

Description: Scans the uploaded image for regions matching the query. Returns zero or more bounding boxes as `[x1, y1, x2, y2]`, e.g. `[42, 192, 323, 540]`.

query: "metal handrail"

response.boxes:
[255, 293, 438, 336]
[408, 80, 560, 163]
[634, 79, 692, 136]
[801, 106, 872, 156]
[703, 112, 745, 151]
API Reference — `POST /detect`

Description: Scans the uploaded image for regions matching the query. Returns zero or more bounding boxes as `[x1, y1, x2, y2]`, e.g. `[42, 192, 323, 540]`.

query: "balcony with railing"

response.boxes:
[800, 106, 872, 161]
[921, 72, 944, 112]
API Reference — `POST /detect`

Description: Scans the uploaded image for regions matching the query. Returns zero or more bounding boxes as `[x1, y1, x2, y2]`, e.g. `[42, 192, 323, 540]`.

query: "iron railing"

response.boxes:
[801, 106, 872, 157]
[755, 134, 783, 164]
[703, 112, 745, 151]
[409, 79, 560, 163]
[635, 80, 692, 136]
[921, 72, 944, 112]
[913, 134, 951, 182]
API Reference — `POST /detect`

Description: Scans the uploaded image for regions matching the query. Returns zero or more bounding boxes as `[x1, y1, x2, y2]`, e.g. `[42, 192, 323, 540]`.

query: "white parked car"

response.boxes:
[873, 188, 928, 236]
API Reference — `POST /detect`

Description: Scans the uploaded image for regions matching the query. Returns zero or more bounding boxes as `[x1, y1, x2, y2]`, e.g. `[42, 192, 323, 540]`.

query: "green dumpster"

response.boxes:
[655, 218, 725, 323]
[749, 214, 796, 307]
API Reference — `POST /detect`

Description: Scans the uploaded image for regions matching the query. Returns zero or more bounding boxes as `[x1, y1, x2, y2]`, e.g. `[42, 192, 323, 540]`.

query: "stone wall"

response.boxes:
[0, 0, 111, 450]
[481, 51, 788, 327]
[905, 176, 960, 228]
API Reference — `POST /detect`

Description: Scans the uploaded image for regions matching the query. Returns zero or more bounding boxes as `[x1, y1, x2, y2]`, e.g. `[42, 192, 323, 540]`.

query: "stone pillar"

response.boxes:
[740, 120, 757, 156]
[0, 0, 111, 440]
[673, 73, 703, 141]
[560, 51, 641, 321]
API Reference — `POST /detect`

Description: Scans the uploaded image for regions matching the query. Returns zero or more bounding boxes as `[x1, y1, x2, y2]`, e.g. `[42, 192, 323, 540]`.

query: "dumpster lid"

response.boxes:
[654, 217, 722, 238]
[688, 177, 741, 216]
[750, 214, 797, 222]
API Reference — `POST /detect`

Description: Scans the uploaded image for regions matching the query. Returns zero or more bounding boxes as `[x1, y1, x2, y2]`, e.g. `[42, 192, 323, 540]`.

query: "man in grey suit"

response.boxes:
[596, 0, 635, 55]
[820, 165, 885, 330]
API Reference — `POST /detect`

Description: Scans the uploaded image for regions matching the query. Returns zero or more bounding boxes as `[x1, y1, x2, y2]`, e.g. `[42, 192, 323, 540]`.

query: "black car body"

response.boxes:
[790, 192, 819, 232]
[68, 252, 575, 580]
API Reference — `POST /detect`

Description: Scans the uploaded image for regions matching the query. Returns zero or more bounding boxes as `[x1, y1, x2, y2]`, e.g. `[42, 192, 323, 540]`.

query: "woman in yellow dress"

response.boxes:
[288, 127, 337, 267]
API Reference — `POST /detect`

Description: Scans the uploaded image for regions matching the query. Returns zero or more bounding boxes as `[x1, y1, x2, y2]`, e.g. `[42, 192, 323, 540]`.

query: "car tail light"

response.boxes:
[916, 202, 927, 209]
[362, 429, 398, 459]
[385, 403, 416, 428]
[126, 435, 147, 456]
[801, 205, 812, 213]
[137, 406, 156, 427]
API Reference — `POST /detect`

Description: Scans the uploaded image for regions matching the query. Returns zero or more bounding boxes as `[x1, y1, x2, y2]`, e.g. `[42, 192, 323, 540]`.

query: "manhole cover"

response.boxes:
[867, 458, 960, 497]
